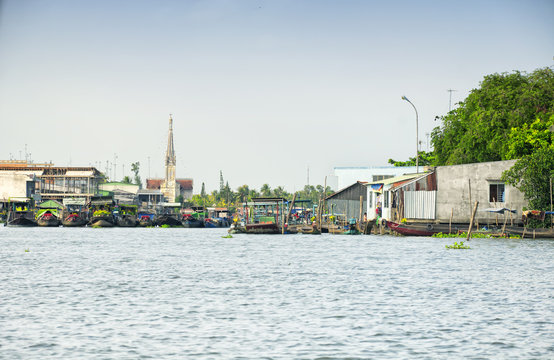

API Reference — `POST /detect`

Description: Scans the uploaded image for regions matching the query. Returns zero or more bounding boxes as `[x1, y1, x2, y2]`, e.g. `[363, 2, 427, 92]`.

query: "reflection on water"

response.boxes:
[1, 227, 553, 359]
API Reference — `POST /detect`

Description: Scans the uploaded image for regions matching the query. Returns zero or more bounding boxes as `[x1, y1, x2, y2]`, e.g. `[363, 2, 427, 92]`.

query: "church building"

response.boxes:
[146, 115, 193, 202]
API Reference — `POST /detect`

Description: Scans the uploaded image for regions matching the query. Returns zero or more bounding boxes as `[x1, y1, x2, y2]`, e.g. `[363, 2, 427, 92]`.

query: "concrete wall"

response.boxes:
[0, 172, 36, 200]
[435, 160, 526, 224]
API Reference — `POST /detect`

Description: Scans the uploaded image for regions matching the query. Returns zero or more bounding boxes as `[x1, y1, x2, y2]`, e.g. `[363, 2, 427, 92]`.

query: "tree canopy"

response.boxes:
[431, 67, 554, 165]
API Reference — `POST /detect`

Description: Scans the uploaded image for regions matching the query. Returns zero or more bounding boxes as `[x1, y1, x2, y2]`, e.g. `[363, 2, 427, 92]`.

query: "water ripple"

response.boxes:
[0, 227, 553, 359]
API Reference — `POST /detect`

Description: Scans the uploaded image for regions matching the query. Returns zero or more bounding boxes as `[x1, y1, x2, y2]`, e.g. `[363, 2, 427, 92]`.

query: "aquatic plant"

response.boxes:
[161, 224, 171, 228]
[222, 234, 233, 238]
[445, 241, 471, 249]
[24, 248, 29, 252]
[433, 232, 521, 239]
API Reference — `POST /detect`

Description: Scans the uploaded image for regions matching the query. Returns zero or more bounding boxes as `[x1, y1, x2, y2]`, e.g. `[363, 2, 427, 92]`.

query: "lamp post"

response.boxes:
[402, 95, 419, 173]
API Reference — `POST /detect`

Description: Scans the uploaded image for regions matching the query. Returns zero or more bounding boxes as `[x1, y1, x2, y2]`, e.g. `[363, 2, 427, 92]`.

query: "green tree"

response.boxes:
[260, 184, 272, 197]
[432, 68, 554, 165]
[236, 185, 250, 202]
[122, 176, 132, 184]
[131, 162, 142, 188]
[505, 116, 554, 159]
[388, 151, 437, 167]
[502, 146, 554, 226]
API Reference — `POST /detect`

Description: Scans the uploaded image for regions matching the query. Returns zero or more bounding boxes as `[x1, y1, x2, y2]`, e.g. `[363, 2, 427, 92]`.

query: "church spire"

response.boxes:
[165, 114, 176, 166]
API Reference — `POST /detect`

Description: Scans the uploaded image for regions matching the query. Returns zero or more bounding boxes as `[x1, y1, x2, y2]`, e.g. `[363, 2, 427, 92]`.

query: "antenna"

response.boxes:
[447, 89, 457, 112]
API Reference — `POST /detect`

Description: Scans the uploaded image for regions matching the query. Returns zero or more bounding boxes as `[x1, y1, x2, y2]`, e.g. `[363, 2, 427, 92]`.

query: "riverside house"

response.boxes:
[366, 160, 527, 225]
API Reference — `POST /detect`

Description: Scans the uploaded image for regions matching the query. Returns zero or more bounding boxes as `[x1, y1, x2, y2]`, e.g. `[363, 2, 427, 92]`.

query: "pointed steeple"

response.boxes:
[165, 114, 176, 166]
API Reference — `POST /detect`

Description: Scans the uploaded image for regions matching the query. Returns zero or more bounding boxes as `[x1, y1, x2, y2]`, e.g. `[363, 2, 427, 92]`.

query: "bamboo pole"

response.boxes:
[284, 193, 297, 234]
[466, 201, 479, 241]
[449, 208, 453, 234]
[468, 179, 472, 220]
[501, 211, 508, 235]
[358, 195, 363, 232]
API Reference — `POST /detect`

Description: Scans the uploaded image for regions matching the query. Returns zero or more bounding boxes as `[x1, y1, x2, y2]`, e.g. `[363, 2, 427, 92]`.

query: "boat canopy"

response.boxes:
[37, 200, 65, 209]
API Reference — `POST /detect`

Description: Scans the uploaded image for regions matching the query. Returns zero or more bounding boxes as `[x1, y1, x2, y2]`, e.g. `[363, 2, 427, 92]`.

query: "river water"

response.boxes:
[1, 227, 553, 359]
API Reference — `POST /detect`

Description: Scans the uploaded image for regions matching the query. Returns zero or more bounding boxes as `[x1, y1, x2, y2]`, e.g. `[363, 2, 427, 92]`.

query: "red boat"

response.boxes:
[387, 221, 460, 236]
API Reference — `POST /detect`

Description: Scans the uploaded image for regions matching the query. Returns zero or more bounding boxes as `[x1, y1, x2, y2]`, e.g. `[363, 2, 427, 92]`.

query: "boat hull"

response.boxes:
[89, 216, 115, 227]
[387, 221, 461, 236]
[182, 218, 204, 228]
[156, 216, 182, 227]
[37, 217, 61, 227]
[7, 217, 37, 227]
[244, 223, 280, 234]
[117, 215, 138, 227]
[62, 217, 87, 227]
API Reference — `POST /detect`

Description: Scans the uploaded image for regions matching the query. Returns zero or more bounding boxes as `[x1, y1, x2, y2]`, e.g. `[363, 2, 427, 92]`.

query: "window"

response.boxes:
[489, 183, 505, 202]
[372, 175, 394, 182]
[384, 191, 389, 207]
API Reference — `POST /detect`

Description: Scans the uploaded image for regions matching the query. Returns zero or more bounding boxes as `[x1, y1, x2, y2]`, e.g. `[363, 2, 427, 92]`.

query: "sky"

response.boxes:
[0, 0, 553, 193]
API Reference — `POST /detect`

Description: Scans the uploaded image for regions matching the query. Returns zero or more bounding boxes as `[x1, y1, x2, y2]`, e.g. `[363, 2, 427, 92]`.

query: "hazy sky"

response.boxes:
[1, 0, 552, 192]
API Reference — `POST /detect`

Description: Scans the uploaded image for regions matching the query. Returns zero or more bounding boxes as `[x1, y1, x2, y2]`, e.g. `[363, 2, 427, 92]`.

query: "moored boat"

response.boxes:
[115, 204, 138, 227]
[156, 214, 182, 227]
[36, 210, 61, 227]
[87, 197, 115, 227]
[5, 200, 37, 227]
[137, 211, 155, 227]
[62, 213, 88, 227]
[62, 198, 88, 227]
[387, 221, 461, 236]
[182, 214, 204, 228]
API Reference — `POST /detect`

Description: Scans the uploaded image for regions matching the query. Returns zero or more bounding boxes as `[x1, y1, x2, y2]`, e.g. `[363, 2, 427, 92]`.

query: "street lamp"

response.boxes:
[402, 95, 419, 173]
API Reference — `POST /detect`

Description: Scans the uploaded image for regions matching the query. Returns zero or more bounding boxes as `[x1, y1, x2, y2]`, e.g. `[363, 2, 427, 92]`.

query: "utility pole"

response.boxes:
[307, 166, 310, 186]
[447, 89, 457, 112]
[114, 153, 118, 181]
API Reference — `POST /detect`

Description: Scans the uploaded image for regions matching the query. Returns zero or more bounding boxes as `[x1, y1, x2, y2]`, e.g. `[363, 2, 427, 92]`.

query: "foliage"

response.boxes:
[388, 151, 436, 167]
[445, 241, 470, 249]
[221, 234, 233, 238]
[431, 68, 554, 165]
[504, 116, 554, 159]
[188, 182, 333, 209]
[122, 176, 132, 184]
[131, 162, 142, 188]
[433, 232, 521, 239]
[502, 146, 554, 226]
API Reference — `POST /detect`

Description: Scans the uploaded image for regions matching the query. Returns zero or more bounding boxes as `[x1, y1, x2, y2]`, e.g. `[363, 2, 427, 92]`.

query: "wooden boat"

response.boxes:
[6, 211, 37, 227]
[36, 211, 61, 227]
[204, 217, 230, 228]
[244, 222, 280, 234]
[88, 210, 115, 227]
[182, 214, 204, 228]
[387, 221, 461, 236]
[88, 197, 115, 227]
[61, 198, 88, 227]
[297, 225, 321, 234]
[5, 201, 37, 227]
[36, 200, 64, 227]
[503, 226, 554, 239]
[115, 204, 138, 227]
[156, 215, 182, 227]
[62, 213, 87, 227]
[137, 211, 155, 227]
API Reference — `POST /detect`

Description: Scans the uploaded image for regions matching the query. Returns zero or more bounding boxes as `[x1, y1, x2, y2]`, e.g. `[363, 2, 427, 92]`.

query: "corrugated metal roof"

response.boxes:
[367, 173, 421, 186]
